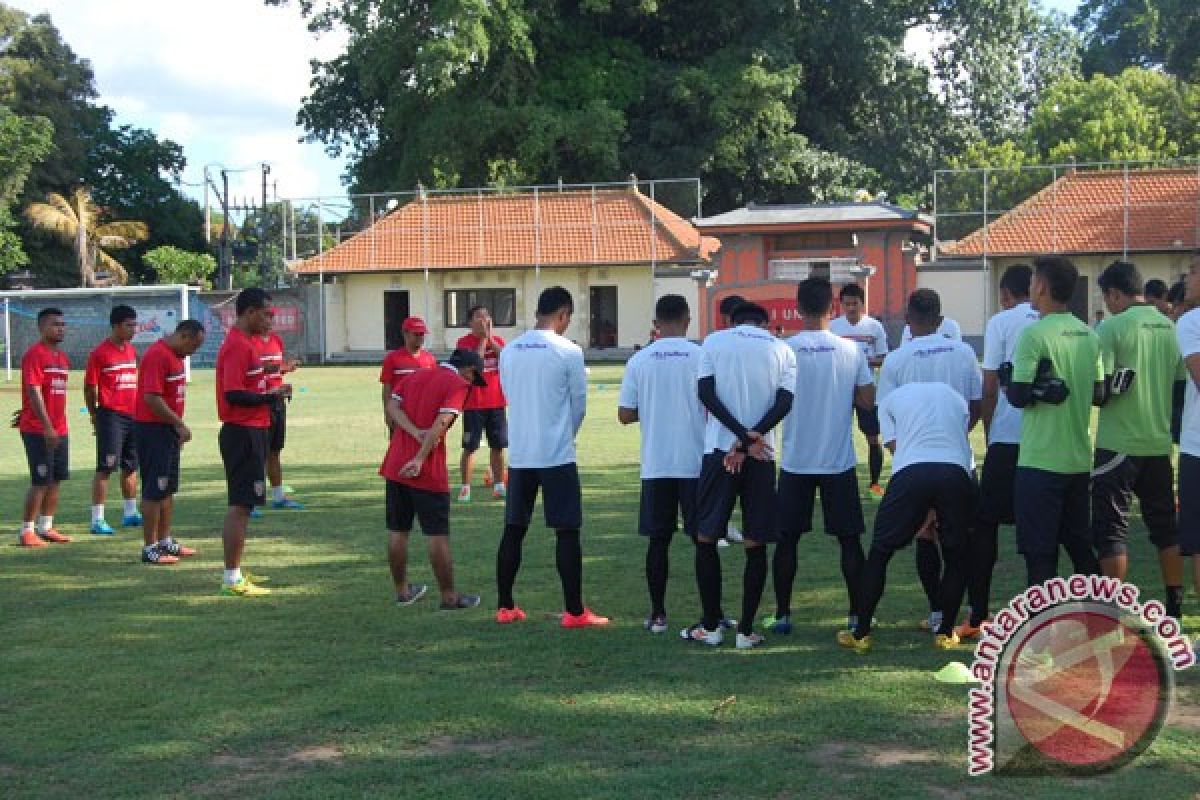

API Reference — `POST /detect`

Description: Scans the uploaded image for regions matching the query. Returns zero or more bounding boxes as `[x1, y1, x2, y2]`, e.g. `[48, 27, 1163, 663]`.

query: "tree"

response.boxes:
[142, 245, 216, 287]
[1074, 0, 1200, 80]
[24, 186, 148, 286]
[0, 104, 53, 271]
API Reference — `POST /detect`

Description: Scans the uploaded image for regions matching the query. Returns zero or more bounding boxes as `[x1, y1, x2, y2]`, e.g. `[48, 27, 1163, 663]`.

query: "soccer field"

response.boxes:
[1, 365, 1196, 799]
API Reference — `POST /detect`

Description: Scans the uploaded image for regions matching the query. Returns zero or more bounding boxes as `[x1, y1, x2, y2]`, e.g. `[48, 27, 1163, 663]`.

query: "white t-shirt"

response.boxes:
[781, 330, 873, 474]
[1176, 308, 1200, 458]
[901, 317, 962, 344]
[878, 333, 982, 404]
[698, 325, 797, 454]
[499, 328, 587, 468]
[879, 382, 973, 474]
[618, 337, 705, 479]
[829, 315, 889, 360]
[981, 301, 1040, 445]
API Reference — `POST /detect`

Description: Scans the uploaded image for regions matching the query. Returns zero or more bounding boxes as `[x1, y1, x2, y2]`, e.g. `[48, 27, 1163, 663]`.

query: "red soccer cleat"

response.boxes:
[18, 530, 47, 548]
[561, 608, 610, 628]
[495, 606, 527, 624]
[38, 529, 71, 543]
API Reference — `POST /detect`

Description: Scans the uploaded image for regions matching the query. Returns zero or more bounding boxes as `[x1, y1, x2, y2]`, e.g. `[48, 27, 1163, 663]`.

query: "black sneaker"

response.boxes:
[142, 546, 179, 565]
[396, 583, 428, 606]
[439, 593, 481, 610]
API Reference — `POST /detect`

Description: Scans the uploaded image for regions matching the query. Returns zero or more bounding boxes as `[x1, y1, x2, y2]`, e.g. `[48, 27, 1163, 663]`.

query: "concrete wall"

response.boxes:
[917, 267, 989, 338]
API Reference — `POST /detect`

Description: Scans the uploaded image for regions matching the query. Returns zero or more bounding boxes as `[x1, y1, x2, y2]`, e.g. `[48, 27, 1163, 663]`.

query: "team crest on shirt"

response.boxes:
[157, 476, 169, 491]
[105, 454, 117, 467]
[253, 481, 265, 497]
[36, 464, 47, 477]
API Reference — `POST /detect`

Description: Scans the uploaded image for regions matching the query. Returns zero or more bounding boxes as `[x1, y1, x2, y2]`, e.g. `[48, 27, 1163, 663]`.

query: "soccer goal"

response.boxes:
[0, 284, 193, 381]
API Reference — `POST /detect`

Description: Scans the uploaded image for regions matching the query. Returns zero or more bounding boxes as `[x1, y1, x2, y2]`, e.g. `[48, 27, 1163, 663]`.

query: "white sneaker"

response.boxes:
[725, 526, 744, 543]
[456, 485, 471, 503]
[717, 538, 731, 548]
[921, 610, 944, 631]
[681, 623, 723, 646]
[736, 632, 765, 649]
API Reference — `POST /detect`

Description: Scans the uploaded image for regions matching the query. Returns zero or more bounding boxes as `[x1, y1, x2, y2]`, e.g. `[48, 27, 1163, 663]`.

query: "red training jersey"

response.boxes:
[455, 333, 506, 410]
[216, 326, 269, 427]
[135, 339, 187, 423]
[259, 332, 285, 391]
[379, 365, 470, 493]
[379, 347, 436, 394]
[84, 338, 138, 416]
[19, 342, 69, 435]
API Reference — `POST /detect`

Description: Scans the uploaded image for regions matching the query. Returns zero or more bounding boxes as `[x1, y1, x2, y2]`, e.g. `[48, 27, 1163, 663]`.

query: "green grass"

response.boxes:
[0, 364, 1196, 799]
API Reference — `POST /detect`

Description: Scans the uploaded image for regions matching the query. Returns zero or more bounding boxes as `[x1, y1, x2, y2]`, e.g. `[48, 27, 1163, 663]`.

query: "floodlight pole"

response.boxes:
[4, 298, 10, 382]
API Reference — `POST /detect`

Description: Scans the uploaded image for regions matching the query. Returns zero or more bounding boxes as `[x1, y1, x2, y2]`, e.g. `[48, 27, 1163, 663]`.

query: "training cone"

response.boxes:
[933, 661, 978, 685]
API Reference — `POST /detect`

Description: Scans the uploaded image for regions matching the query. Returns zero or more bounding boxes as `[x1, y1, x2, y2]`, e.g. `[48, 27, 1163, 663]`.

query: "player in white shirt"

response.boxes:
[830, 283, 889, 495]
[901, 315, 962, 344]
[955, 264, 1039, 639]
[766, 278, 874, 636]
[619, 295, 731, 634]
[878, 288, 982, 633]
[837, 382, 978, 653]
[1175, 253, 1200, 616]
[495, 286, 608, 629]
[683, 302, 797, 649]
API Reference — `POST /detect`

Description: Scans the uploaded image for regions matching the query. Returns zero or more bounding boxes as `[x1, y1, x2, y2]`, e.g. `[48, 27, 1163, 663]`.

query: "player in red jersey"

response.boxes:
[379, 316, 436, 434]
[259, 314, 304, 510]
[381, 349, 485, 609]
[16, 308, 71, 547]
[455, 305, 508, 502]
[83, 304, 141, 535]
[134, 320, 206, 565]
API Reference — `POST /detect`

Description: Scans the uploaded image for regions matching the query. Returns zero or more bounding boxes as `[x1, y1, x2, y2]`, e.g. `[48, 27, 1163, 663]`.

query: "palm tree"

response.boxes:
[24, 186, 148, 286]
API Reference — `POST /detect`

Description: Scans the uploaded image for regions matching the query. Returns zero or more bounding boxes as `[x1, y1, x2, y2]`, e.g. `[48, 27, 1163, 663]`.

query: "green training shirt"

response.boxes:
[1095, 303, 1183, 455]
[1012, 311, 1102, 474]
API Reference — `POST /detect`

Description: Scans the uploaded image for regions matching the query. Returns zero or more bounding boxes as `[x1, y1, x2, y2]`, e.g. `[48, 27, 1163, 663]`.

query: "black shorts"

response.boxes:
[22, 432, 68, 486]
[777, 468, 865, 542]
[871, 463, 976, 556]
[854, 405, 881, 437]
[638, 478, 698, 539]
[1090, 449, 1177, 557]
[386, 480, 450, 536]
[462, 408, 508, 452]
[1014, 467, 1090, 558]
[94, 407, 137, 475]
[135, 421, 180, 501]
[1179, 453, 1200, 556]
[977, 443, 1019, 526]
[505, 464, 583, 529]
[696, 450, 778, 542]
[269, 401, 286, 453]
[218, 423, 268, 508]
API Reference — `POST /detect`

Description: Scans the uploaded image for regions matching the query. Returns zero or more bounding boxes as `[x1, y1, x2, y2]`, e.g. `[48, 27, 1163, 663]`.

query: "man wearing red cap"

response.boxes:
[380, 316, 436, 434]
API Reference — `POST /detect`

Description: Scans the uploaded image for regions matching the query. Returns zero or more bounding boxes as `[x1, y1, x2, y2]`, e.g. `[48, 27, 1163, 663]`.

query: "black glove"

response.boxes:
[1110, 367, 1136, 395]
[1031, 358, 1070, 405]
[997, 362, 1013, 388]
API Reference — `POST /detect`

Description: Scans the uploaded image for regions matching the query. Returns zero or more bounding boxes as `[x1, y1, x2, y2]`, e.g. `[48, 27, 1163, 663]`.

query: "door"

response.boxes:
[589, 286, 618, 348]
[1069, 276, 1088, 324]
[384, 290, 410, 351]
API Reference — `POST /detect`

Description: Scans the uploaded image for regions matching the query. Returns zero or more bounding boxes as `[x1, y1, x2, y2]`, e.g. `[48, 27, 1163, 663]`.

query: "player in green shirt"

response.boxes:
[1005, 256, 1103, 586]
[1091, 260, 1186, 621]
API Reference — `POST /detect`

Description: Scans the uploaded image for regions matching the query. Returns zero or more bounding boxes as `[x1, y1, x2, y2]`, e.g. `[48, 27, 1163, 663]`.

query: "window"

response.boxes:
[444, 288, 517, 327]
[772, 232, 855, 251]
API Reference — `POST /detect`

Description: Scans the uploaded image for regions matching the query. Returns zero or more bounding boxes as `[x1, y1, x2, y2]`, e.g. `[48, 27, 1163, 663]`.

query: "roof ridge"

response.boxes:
[626, 188, 698, 255]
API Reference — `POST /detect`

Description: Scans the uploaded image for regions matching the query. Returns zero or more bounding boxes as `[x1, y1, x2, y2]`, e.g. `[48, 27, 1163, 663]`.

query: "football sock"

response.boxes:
[1166, 585, 1185, 621]
[123, 498, 137, 516]
[838, 535, 865, 619]
[695, 541, 722, 631]
[968, 522, 999, 626]
[496, 524, 528, 609]
[36, 515, 53, 533]
[916, 538, 942, 612]
[855, 547, 895, 638]
[555, 529, 583, 616]
[646, 537, 670, 618]
[272, 485, 286, 503]
[223, 568, 243, 586]
[91, 504, 105, 523]
[740, 546, 768, 636]
[771, 534, 798, 618]
[868, 443, 883, 485]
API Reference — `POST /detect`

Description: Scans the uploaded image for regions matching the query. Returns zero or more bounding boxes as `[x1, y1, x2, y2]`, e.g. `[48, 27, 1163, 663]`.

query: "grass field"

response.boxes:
[1, 364, 1197, 799]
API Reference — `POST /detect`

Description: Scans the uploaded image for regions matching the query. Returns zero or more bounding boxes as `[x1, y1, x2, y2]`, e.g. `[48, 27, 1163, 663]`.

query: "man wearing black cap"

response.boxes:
[380, 348, 485, 609]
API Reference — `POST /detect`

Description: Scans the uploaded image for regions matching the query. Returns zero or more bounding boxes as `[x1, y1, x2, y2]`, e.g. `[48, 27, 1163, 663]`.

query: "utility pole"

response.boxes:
[203, 165, 211, 246]
[260, 162, 271, 285]
[220, 169, 232, 290]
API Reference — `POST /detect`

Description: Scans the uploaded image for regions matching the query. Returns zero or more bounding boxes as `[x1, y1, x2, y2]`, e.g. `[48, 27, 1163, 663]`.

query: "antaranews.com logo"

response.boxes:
[967, 575, 1196, 776]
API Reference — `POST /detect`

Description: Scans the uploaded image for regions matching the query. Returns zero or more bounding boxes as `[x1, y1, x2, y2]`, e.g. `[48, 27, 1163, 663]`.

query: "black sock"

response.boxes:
[855, 547, 894, 638]
[1064, 540, 1100, 576]
[555, 529, 584, 616]
[868, 443, 883, 486]
[967, 522, 999, 626]
[772, 535, 798, 618]
[1025, 553, 1058, 587]
[937, 544, 970, 636]
[646, 537, 670, 617]
[740, 546, 768, 636]
[838, 536, 865, 619]
[1166, 585, 1185, 620]
[915, 538, 942, 613]
[496, 524, 528, 609]
[695, 541, 722, 631]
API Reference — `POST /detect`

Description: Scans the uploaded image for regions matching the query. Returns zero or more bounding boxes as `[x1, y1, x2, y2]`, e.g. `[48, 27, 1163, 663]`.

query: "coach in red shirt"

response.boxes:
[455, 305, 508, 503]
[83, 304, 140, 535]
[16, 308, 71, 547]
[380, 348, 486, 609]
[379, 316, 436, 434]
[259, 320, 303, 510]
[216, 288, 290, 597]
[134, 320, 205, 565]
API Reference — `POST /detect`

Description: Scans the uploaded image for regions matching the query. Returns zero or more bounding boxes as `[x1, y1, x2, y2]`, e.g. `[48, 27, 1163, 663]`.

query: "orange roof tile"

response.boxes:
[292, 187, 718, 274]
[943, 168, 1200, 257]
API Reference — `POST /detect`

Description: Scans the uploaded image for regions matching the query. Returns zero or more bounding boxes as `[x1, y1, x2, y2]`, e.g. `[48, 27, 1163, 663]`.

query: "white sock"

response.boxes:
[223, 568, 243, 586]
[272, 485, 285, 503]
[123, 498, 137, 516]
[92, 504, 106, 523]
[36, 515, 52, 533]
[22, 521, 34, 533]
[160, 536, 174, 546]
[494, 482, 505, 491]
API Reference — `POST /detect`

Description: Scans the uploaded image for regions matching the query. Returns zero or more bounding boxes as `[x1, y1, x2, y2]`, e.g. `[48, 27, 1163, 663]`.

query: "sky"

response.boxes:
[9, 0, 1081, 206]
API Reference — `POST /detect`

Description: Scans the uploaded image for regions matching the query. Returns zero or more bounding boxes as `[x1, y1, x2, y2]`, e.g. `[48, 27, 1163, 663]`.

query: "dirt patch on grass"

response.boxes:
[808, 740, 853, 762]
[807, 740, 940, 769]
[1171, 705, 1200, 730]
[198, 744, 345, 797]
[868, 747, 940, 767]
[409, 736, 538, 759]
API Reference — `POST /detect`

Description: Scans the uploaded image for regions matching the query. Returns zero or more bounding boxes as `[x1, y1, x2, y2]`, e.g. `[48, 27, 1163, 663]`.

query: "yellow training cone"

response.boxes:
[934, 661, 978, 684]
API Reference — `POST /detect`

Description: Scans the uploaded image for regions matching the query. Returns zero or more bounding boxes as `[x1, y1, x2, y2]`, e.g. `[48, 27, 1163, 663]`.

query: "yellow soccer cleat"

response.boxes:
[219, 579, 272, 598]
[836, 629, 872, 654]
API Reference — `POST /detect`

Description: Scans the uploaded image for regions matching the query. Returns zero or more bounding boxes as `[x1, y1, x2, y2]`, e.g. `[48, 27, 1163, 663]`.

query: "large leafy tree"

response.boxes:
[0, 104, 53, 271]
[1074, 0, 1200, 80]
